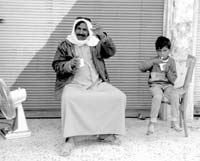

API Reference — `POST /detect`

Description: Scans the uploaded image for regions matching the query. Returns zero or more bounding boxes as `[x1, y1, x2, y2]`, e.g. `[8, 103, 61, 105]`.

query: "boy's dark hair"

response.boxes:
[155, 36, 171, 50]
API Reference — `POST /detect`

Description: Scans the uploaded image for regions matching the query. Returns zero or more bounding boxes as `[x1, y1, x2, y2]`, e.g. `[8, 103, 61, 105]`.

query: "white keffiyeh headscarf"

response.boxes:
[67, 18, 99, 46]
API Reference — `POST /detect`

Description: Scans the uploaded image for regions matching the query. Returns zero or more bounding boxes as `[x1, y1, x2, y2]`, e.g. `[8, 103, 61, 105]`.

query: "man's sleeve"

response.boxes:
[52, 42, 73, 74]
[98, 33, 116, 58]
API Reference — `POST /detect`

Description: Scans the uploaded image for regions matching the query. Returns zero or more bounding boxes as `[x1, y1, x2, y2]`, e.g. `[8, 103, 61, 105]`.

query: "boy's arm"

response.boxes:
[165, 59, 177, 84]
[139, 58, 155, 72]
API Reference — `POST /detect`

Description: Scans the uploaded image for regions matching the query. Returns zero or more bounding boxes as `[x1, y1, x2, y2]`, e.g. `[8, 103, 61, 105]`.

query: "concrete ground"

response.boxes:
[0, 118, 200, 161]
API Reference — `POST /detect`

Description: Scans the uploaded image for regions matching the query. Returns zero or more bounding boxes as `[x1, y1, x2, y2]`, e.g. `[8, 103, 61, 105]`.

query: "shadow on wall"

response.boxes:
[12, 1, 105, 110]
[12, 8, 74, 110]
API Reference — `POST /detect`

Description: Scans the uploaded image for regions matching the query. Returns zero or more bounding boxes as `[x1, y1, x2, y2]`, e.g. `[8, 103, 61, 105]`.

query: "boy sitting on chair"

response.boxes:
[139, 36, 182, 135]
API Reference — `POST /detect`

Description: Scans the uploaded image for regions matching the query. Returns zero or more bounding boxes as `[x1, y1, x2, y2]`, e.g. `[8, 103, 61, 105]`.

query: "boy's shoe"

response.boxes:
[171, 121, 182, 132]
[146, 122, 155, 135]
[137, 113, 146, 120]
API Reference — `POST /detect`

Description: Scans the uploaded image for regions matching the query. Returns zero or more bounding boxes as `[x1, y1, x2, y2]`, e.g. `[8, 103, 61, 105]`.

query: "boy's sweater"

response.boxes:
[139, 56, 177, 86]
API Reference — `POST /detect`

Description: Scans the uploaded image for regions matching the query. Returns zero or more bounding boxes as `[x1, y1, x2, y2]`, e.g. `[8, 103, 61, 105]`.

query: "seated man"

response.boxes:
[52, 17, 126, 156]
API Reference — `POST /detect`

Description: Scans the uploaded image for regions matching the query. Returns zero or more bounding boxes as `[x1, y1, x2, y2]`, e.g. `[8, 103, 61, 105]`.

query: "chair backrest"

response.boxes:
[160, 55, 196, 121]
[181, 55, 196, 111]
[183, 55, 196, 91]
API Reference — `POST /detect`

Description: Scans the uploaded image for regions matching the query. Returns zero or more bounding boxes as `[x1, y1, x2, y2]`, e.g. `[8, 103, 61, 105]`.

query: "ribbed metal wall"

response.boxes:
[0, 0, 164, 114]
[194, 5, 200, 108]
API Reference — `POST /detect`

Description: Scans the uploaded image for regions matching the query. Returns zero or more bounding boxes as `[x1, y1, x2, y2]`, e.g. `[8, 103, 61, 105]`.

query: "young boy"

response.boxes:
[139, 36, 182, 135]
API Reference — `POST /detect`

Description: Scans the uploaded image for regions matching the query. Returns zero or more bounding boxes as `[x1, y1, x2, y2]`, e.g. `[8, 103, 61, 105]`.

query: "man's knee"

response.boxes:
[170, 91, 179, 102]
[62, 91, 78, 101]
[115, 90, 126, 102]
[152, 94, 163, 102]
[121, 91, 126, 101]
[170, 89, 179, 98]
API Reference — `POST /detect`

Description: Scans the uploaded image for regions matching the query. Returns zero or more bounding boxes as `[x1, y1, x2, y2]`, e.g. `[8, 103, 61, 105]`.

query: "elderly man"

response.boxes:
[52, 17, 126, 156]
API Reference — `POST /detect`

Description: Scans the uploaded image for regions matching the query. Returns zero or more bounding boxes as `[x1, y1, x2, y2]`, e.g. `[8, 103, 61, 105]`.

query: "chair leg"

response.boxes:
[179, 110, 182, 128]
[180, 110, 188, 137]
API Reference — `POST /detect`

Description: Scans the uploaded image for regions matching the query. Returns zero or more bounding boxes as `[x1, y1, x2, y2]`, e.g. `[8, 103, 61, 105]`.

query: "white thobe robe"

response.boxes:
[61, 45, 126, 138]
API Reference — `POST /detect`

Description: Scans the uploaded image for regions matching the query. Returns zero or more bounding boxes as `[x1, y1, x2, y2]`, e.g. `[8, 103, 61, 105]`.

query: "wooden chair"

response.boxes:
[160, 55, 196, 137]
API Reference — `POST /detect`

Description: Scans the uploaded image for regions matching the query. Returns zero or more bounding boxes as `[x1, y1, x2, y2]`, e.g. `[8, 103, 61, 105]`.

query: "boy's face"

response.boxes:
[156, 46, 170, 60]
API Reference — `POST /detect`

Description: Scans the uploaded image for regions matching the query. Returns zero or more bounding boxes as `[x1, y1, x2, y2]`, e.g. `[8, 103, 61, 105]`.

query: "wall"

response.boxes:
[163, 0, 199, 120]
[0, 0, 164, 117]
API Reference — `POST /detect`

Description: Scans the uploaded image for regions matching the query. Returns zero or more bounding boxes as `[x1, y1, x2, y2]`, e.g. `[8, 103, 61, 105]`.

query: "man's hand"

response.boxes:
[70, 57, 80, 71]
[91, 23, 104, 37]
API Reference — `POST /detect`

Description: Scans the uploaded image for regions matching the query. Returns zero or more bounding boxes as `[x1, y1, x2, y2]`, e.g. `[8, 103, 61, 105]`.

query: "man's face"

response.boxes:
[156, 46, 170, 60]
[75, 22, 89, 40]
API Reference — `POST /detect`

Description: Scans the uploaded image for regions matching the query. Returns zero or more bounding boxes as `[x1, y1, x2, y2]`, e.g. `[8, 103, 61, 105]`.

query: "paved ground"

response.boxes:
[0, 118, 200, 161]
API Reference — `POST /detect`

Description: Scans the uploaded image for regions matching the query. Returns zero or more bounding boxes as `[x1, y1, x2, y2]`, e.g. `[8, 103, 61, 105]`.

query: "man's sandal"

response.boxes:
[97, 134, 121, 145]
[59, 138, 75, 157]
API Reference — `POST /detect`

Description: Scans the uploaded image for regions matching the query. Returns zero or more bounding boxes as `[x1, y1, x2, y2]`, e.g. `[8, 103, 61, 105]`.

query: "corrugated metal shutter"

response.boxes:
[0, 0, 163, 116]
[194, 4, 200, 110]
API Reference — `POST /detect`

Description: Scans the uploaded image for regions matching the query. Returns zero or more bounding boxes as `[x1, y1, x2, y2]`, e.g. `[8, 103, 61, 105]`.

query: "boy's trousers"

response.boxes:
[149, 84, 179, 123]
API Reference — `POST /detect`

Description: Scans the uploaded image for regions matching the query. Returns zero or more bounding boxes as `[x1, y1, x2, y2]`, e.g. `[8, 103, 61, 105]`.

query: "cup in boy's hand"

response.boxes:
[159, 56, 169, 71]
[78, 58, 84, 68]
[159, 63, 166, 71]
